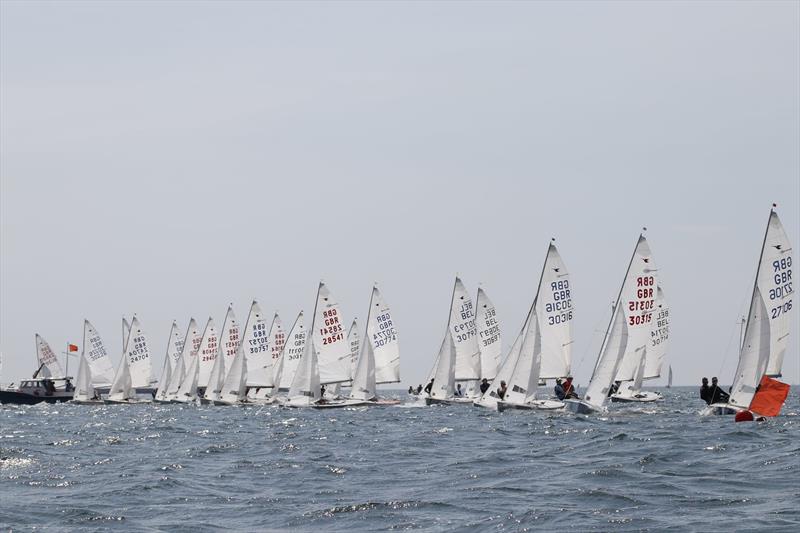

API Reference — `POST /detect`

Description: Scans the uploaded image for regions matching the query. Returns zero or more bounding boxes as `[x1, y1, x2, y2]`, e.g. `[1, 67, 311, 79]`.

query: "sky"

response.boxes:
[1, 1, 798, 389]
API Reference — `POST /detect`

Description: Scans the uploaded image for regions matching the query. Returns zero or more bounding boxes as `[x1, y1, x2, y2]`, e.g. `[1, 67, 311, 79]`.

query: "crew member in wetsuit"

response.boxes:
[709, 377, 730, 404]
[554, 379, 565, 400]
[563, 377, 579, 399]
[607, 380, 620, 397]
[479, 378, 490, 394]
[424, 379, 434, 395]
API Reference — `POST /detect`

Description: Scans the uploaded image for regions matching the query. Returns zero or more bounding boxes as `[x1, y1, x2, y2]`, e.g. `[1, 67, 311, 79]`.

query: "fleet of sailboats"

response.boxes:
[3, 207, 794, 419]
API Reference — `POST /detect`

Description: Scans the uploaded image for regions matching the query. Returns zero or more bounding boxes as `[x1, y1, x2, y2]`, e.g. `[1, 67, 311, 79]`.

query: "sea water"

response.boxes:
[1, 387, 798, 531]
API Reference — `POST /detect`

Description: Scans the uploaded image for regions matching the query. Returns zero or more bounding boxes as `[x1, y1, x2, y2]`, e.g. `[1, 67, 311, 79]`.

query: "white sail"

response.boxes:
[504, 309, 543, 404]
[448, 277, 481, 380]
[218, 305, 241, 374]
[644, 287, 670, 379]
[613, 236, 658, 382]
[729, 208, 794, 406]
[166, 318, 200, 400]
[667, 365, 673, 388]
[219, 343, 248, 404]
[347, 319, 360, 380]
[430, 333, 456, 400]
[313, 282, 352, 384]
[154, 323, 179, 401]
[286, 335, 321, 406]
[368, 286, 401, 384]
[166, 320, 184, 371]
[122, 317, 131, 352]
[584, 308, 629, 409]
[176, 351, 200, 402]
[476, 287, 501, 381]
[349, 334, 377, 401]
[73, 353, 95, 402]
[108, 325, 134, 401]
[35, 334, 64, 378]
[536, 243, 575, 379]
[632, 347, 647, 391]
[124, 317, 154, 388]
[484, 322, 525, 401]
[273, 312, 305, 393]
[82, 320, 116, 385]
[203, 344, 225, 402]
[196, 317, 219, 387]
[243, 302, 274, 387]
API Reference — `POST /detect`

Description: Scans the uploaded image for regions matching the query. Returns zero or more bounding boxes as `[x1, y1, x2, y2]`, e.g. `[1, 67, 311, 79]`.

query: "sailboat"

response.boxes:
[35, 334, 65, 379]
[314, 282, 353, 389]
[325, 318, 359, 400]
[484, 240, 574, 411]
[106, 316, 155, 403]
[216, 302, 262, 405]
[611, 287, 670, 403]
[425, 333, 457, 405]
[704, 206, 794, 417]
[565, 232, 655, 414]
[667, 365, 673, 388]
[165, 318, 201, 402]
[467, 287, 502, 398]
[245, 303, 283, 403]
[271, 312, 306, 403]
[173, 317, 216, 404]
[154, 321, 183, 403]
[215, 343, 248, 405]
[82, 320, 116, 386]
[70, 353, 102, 404]
[284, 335, 322, 408]
[423, 277, 480, 405]
[202, 306, 239, 404]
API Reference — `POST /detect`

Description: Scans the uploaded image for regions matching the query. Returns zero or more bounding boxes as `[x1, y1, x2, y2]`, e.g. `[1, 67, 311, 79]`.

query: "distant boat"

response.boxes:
[71, 353, 102, 404]
[165, 319, 201, 402]
[203, 306, 238, 404]
[566, 233, 655, 414]
[35, 334, 64, 379]
[215, 343, 248, 406]
[704, 207, 793, 417]
[667, 365, 673, 388]
[82, 320, 117, 386]
[154, 321, 182, 403]
[173, 317, 215, 404]
[245, 303, 283, 403]
[271, 312, 306, 401]
[106, 317, 154, 403]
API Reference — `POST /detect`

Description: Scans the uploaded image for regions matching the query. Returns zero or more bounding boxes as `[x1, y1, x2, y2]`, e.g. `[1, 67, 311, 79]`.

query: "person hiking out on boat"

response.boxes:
[416, 384, 423, 394]
[424, 379, 434, 395]
[563, 377, 579, 399]
[408, 386, 414, 395]
[497, 381, 508, 400]
[479, 378, 490, 395]
[607, 380, 620, 397]
[709, 377, 729, 404]
[455, 384, 463, 397]
[554, 379, 565, 400]
[320, 384, 326, 397]
[700, 377, 712, 404]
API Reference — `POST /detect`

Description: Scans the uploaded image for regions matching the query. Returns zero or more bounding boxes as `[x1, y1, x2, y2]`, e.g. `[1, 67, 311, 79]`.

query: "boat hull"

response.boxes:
[0, 390, 72, 405]
[610, 391, 662, 403]
[564, 399, 605, 415]
[69, 399, 104, 405]
[497, 399, 566, 412]
[700, 402, 743, 416]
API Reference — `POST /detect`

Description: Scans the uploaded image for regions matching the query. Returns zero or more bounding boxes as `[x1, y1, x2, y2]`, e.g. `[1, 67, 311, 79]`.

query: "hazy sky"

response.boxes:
[1, 1, 798, 388]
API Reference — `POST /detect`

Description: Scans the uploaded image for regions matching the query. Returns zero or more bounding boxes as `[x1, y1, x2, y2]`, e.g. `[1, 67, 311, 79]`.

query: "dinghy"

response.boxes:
[70, 353, 103, 404]
[565, 233, 654, 414]
[173, 317, 215, 404]
[611, 287, 669, 403]
[476, 241, 573, 411]
[245, 304, 283, 403]
[425, 333, 457, 405]
[106, 317, 154, 403]
[35, 334, 65, 379]
[154, 321, 183, 403]
[165, 318, 201, 402]
[704, 206, 794, 417]
[202, 306, 239, 404]
[271, 312, 306, 403]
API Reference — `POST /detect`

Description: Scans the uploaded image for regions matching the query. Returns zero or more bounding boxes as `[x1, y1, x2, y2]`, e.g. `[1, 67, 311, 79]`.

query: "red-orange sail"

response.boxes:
[749, 376, 790, 417]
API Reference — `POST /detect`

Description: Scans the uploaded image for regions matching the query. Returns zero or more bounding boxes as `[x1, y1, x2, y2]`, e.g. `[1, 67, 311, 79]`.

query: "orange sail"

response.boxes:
[749, 375, 790, 417]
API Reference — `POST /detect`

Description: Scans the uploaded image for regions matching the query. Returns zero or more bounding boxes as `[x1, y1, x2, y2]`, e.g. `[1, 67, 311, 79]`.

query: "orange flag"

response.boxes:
[749, 375, 790, 417]
[68, 344, 79, 352]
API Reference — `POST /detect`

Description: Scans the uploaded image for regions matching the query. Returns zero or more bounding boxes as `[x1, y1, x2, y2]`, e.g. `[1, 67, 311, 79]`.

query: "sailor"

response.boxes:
[700, 377, 712, 404]
[554, 379, 565, 400]
[320, 384, 326, 397]
[709, 377, 730, 404]
[424, 379, 434, 395]
[563, 377, 579, 399]
[607, 380, 620, 397]
[408, 386, 414, 395]
[455, 384, 463, 397]
[416, 384, 423, 394]
[497, 381, 508, 400]
[479, 378, 490, 394]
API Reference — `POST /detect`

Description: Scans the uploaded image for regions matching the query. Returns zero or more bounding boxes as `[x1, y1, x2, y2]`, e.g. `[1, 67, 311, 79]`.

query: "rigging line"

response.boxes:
[573, 316, 609, 376]
[716, 288, 752, 379]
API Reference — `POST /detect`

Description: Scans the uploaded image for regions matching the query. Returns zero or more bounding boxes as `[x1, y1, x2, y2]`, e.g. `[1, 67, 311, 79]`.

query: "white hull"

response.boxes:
[700, 402, 744, 416]
[497, 399, 565, 412]
[472, 397, 500, 411]
[564, 399, 606, 415]
[610, 391, 662, 403]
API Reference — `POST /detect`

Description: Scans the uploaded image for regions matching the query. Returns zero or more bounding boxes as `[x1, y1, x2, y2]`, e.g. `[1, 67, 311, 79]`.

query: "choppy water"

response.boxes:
[1, 387, 798, 531]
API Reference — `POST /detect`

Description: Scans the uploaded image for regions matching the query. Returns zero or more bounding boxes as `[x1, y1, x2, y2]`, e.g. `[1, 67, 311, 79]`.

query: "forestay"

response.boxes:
[82, 320, 116, 385]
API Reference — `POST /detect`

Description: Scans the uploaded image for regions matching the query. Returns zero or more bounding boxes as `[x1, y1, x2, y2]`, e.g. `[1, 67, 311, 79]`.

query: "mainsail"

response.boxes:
[35, 334, 64, 378]
[449, 278, 481, 380]
[313, 283, 352, 384]
[82, 320, 116, 385]
[349, 334, 376, 401]
[218, 305, 240, 374]
[430, 333, 456, 400]
[273, 312, 305, 393]
[196, 317, 219, 387]
[286, 335, 321, 407]
[476, 287, 501, 381]
[368, 285, 401, 384]
[644, 288, 670, 380]
[243, 302, 275, 387]
[536, 243, 574, 380]
[730, 208, 794, 409]
[124, 317, 154, 388]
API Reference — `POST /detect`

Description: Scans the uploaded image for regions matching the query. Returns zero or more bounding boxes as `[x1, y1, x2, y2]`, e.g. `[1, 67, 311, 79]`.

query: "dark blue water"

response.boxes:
[1, 388, 798, 531]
